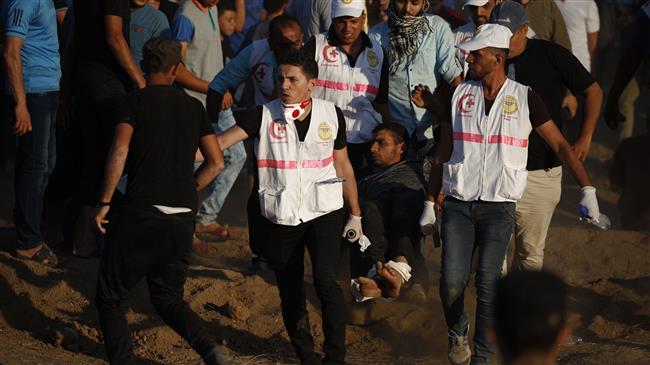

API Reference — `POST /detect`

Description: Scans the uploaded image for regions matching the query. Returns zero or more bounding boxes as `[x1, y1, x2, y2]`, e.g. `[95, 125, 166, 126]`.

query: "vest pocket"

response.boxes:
[443, 162, 464, 198]
[314, 182, 344, 213]
[259, 189, 287, 222]
[498, 166, 528, 201]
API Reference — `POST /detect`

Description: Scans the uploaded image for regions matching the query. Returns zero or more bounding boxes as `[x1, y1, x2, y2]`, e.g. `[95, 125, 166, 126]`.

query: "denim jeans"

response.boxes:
[196, 109, 246, 225]
[439, 197, 515, 365]
[11, 92, 59, 250]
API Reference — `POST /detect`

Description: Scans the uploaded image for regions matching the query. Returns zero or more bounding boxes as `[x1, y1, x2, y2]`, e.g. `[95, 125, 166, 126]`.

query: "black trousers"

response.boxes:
[262, 209, 346, 365]
[95, 204, 216, 364]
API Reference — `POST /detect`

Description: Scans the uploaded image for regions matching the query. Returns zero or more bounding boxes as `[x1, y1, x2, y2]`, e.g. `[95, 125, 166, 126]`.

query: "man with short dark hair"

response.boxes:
[93, 37, 233, 365]
[3, 0, 61, 266]
[351, 123, 425, 301]
[218, 49, 361, 365]
[494, 270, 570, 365]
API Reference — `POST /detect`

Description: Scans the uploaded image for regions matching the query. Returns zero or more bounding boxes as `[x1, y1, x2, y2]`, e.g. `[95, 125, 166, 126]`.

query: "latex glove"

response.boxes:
[343, 214, 363, 242]
[419, 201, 437, 235]
[578, 186, 600, 222]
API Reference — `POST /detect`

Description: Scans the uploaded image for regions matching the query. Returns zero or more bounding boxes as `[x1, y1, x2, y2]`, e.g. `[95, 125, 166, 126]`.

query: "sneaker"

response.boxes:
[448, 330, 471, 365]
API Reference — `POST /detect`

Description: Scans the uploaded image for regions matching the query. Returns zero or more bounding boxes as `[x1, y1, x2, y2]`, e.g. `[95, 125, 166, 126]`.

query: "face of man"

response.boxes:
[394, 0, 426, 17]
[467, 0, 498, 26]
[219, 10, 237, 37]
[278, 64, 314, 104]
[370, 130, 405, 167]
[200, 0, 219, 8]
[508, 25, 528, 58]
[466, 48, 499, 80]
[332, 14, 365, 45]
[131, 0, 147, 7]
[272, 23, 303, 51]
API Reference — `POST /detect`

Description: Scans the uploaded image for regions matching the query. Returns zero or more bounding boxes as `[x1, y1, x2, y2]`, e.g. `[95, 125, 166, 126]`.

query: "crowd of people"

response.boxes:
[1, 0, 649, 364]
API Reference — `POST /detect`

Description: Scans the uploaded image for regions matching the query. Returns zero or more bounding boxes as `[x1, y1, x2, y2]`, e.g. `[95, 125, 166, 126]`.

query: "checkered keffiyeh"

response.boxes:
[388, 0, 433, 74]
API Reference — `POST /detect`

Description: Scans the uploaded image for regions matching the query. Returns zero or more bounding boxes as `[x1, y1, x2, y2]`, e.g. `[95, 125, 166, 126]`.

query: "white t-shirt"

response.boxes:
[554, 0, 600, 72]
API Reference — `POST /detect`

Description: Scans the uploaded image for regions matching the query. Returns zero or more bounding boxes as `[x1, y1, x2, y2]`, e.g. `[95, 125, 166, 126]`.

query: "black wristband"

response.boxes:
[98, 201, 111, 207]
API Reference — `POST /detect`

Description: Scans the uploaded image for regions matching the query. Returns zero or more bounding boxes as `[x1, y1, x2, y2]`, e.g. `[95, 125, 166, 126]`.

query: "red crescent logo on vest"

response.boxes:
[269, 120, 287, 141]
[458, 93, 476, 113]
[322, 45, 339, 63]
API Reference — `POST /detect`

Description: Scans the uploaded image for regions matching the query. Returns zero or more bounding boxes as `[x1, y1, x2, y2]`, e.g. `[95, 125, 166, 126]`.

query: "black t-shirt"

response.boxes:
[303, 31, 389, 103]
[506, 39, 595, 170]
[117, 85, 214, 211]
[73, 0, 131, 87]
[238, 104, 348, 150]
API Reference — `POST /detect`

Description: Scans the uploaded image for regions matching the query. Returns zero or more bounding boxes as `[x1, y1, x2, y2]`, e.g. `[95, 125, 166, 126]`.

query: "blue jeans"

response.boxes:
[12, 92, 59, 249]
[196, 109, 246, 225]
[439, 197, 515, 365]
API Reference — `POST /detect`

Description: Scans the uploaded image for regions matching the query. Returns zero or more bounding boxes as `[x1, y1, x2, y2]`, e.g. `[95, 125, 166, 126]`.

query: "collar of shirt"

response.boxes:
[192, 0, 209, 13]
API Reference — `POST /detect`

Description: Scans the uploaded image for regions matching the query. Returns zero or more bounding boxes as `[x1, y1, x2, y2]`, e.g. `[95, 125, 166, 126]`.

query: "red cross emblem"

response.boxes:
[323, 45, 339, 63]
[458, 93, 476, 113]
[269, 120, 287, 140]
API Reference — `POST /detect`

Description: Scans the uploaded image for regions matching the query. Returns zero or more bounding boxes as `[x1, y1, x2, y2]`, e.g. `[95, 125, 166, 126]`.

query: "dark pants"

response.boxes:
[351, 195, 421, 278]
[262, 209, 346, 365]
[346, 142, 373, 180]
[439, 197, 515, 365]
[10, 92, 59, 250]
[95, 204, 217, 364]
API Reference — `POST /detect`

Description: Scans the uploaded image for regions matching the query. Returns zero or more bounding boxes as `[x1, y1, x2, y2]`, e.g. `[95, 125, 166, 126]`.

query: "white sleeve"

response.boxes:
[586, 1, 600, 33]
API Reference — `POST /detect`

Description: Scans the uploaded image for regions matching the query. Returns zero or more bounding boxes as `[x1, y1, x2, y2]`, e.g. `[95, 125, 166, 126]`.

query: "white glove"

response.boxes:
[419, 201, 437, 235]
[578, 186, 600, 222]
[343, 214, 362, 242]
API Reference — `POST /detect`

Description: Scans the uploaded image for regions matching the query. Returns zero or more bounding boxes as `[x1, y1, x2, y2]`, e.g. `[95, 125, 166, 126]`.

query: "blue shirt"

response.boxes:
[130, 4, 170, 70]
[229, 0, 263, 52]
[3, 0, 61, 93]
[370, 16, 460, 141]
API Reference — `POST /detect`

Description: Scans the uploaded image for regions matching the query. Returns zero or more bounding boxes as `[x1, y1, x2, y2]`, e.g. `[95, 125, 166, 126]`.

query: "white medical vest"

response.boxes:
[256, 98, 344, 226]
[444, 79, 532, 202]
[312, 33, 383, 144]
[248, 39, 277, 105]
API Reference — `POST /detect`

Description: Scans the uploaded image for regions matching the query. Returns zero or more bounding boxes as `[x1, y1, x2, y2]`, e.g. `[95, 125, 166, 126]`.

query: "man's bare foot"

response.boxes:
[195, 222, 230, 239]
[358, 276, 382, 298]
[377, 262, 403, 298]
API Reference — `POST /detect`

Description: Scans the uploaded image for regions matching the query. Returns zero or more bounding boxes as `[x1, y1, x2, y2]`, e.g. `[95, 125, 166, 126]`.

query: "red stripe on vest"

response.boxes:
[301, 155, 334, 168]
[488, 135, 529, 148]
[257, 156, 334, 169]
[453, 132, 484, 143]
[315, 80, 349, 91]
[353, 84, 379, 95]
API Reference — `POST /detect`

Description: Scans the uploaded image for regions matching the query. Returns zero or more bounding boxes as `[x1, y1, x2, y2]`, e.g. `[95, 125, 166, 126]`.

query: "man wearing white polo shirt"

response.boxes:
[412, 23, 602, 365]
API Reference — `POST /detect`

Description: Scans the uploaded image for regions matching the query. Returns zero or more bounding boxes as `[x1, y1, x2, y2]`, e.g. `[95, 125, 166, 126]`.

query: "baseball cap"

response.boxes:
[456, 23, 513, 52]
[489, 0, 529, 33]
[142, 37, 182, 71]
[331, 0, 365, 19]
[462, 0, 488, 9]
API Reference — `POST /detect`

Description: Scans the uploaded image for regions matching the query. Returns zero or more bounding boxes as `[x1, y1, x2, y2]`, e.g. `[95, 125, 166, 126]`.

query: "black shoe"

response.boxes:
[250, 256, 271, 271]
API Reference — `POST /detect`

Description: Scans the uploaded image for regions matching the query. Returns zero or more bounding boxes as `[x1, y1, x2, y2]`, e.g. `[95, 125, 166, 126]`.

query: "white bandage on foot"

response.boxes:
[385, 260, 412, 283]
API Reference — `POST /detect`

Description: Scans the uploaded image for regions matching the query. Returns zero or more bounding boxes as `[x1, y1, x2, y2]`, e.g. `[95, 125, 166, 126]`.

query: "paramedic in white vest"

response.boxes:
[217, 50, 362, 365]
[412, 24, 603, 365]
[303, 0, 389, 178]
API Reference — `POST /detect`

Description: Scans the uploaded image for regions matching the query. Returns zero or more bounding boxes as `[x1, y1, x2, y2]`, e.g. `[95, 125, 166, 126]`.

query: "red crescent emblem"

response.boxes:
[322, 45, 339, 63]
[268, 120, 287, 140]
[457, 93, 476, 113]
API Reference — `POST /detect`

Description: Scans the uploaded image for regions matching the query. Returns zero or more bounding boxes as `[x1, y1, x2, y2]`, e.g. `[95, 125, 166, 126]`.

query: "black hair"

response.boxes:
[277, 48, 318, 80]
[269, 13, 300, 41]
[373, 122, 408, 145]
[495, 271, 568, 362]
[217, 0, 236, 14]
[264, 0, 287, 14]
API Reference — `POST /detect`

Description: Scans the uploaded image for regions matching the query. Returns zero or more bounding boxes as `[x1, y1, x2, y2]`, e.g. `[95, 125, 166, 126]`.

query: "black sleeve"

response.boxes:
[102, 0, 130, 19]
[334, 106, 347, 150]
[199, 107, 214, 137]
[236, 106, 264, 139]
[375, 47, 389, 103]
[301, 37, 317, 61]
[547, 41, 595, 95]
[528, 89, 553, 128]
[116, 94, 136, 127]
[53, 0, 68, 10]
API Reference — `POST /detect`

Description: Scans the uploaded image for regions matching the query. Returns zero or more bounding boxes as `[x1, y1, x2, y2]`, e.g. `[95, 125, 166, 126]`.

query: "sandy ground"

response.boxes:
[1, 64, 649, 365]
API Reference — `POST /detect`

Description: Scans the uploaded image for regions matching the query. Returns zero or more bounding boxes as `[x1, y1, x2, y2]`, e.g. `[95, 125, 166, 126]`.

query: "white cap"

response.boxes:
[332, 0, 366, 19]
[456, 23, 512, 52]
[462, 0, 489, 9]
